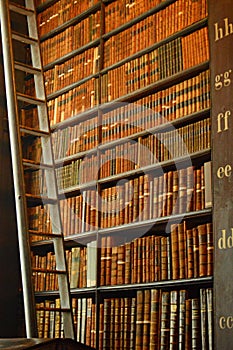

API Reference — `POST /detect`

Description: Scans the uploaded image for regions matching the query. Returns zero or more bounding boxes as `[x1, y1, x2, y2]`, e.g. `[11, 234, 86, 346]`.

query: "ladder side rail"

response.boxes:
[0, 0, 38, 338]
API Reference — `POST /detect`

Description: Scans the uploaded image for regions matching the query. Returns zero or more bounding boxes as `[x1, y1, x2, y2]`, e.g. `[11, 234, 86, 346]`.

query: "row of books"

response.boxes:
[60, 190, 97, 236]
[100, 221, 213, 286]
[37, 0, 100, 37]
[52, 116, 98, 159]
[104, 0, 207, 67]
[99, 288, 213, 349]
[73, 297, 96, 346]
[44, 46, 100, 95]
[48, 77, 99, 125]
[101, 28, 209, 103]
[100, 164, 209, 229]
[31, 240, 97, 291]
[36, 299, 64, 338]
[28, 204, 52, 237]
[53, 117, 210, 189]
[31, 218, 212, 292]
[50, 70, 210, 158]
[100, 118, 210, 178]
[36, 297, 97, 345]
[101, 70, 210, 143]
[28, 161, 210, 237]
[105, 0, 207, 34]
[40, 11, 101, 66]
[56, 153, 98, 189]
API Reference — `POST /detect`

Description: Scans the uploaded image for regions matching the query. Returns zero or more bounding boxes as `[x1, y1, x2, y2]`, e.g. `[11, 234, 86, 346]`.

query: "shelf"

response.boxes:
[58, 180, 97, 197]
[98, 276, 213, 293]
[55, 147, 98, 166]
[98, 208, 212, 236]
[35, 286, 96, 298]
[34, 276, 213, 298]
[36, 0, 58, 13]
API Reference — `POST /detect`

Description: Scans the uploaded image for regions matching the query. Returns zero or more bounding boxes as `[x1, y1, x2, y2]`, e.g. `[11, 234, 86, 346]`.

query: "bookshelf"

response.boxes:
[17, 0, 219, 347]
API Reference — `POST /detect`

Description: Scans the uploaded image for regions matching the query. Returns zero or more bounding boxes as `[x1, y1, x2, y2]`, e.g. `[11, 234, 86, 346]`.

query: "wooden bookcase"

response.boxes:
[20, 0, 222, 347]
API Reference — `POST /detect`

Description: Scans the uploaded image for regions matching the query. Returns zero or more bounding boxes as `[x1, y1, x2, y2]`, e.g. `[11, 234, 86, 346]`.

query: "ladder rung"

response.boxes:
[23, 159, 53, 170]
[9, 3, 34, 17]
[20, 125, 49, 137]
[15, 61, 41, 75]
[29, 230, 62, 239]
[17, 92, 45, 106]
[26, 193, 57, 206]
[12, 31, 37, 45]
[32, 268, 66, 274]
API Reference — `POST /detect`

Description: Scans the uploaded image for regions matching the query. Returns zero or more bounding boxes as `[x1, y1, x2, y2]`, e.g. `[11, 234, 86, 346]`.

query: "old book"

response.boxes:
[149, 289, 161, 350]
[169, 290, 178, 349]
[135, 290, 144, 350]
[204, 161, 212, 208]
[206, 288, 213, 350]
[160, 291, 170, 349]
[191, 298, 201, 349]
[200, 289, 208, 350]
[178, 290, 187, 350]
[198, 224, 207, 277]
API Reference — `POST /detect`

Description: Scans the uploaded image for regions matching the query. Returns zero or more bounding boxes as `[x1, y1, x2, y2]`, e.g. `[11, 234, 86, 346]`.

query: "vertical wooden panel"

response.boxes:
[208, 0, 233, 348]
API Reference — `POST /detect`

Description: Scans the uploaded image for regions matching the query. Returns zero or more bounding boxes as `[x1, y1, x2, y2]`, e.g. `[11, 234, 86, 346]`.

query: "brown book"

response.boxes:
[191, 298, 201, 349]
[149, 289, 161, 350]
[124, 298, 131, 349]
[100, 237, 107, 286]
[142, 290, 151, 350]
[154, 236, 161, 282]
[206, 288, 213, 350]
[130, 297, 136, 350]
[103, 299, 111, 350]
[171, 224, 179, 280]
[206, 223, 213, 276]
[160, 291, 170, 349]
[185, 299, 192, 350]
[135, 291, 144, 350]
[169, 290, 179, 349]
[198, 224, 208, 277]
[105, 236, 112, 286]
[124, 242, 132, 285]
[117, 244, 125, 285]
[111, 246, 118, 286]
[192, 227, 199, 278]
[204, 161, 212, 208]
[178, 290, 187, 350]
[200, 289, 208, 350]
[186, 229, 194, 279]
[178, 222, 187, 279]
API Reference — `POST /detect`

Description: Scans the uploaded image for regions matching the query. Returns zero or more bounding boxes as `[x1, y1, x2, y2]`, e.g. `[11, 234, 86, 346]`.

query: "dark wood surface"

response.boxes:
[0, 339, 94, 350]
[209, 0, 233, 348]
